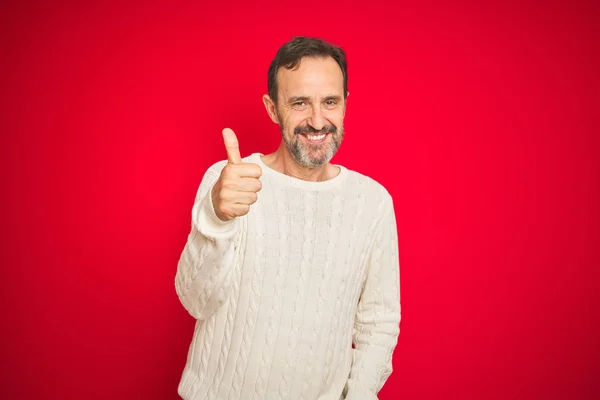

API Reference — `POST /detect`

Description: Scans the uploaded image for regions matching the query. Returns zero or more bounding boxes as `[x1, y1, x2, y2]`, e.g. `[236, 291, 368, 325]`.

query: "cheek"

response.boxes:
[282, 113, 304, 132]
[327, 110, 345, 127]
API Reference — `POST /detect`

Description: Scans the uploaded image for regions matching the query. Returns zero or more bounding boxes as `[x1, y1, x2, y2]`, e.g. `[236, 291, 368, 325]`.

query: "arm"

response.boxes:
[345, 199, 401, 399]
[176, 129, 261, 320]
[175, 161, 241, 320]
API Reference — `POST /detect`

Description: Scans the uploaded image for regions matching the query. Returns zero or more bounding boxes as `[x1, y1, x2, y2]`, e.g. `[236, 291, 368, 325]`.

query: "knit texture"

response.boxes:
[175, 153, 400, 400]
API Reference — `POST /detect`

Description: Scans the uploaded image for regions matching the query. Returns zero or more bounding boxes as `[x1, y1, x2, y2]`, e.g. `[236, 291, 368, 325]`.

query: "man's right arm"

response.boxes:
[175, 160, 240, 320]
[175, 128, 262, 320]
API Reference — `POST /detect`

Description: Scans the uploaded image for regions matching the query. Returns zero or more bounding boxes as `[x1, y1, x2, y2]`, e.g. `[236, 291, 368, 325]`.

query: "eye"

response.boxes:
[291, 101, 308, 111]
[324, 99, 338, 108]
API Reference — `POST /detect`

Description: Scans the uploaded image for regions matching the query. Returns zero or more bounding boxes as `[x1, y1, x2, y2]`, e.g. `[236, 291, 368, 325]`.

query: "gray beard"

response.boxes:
[281, 126, 344, 168]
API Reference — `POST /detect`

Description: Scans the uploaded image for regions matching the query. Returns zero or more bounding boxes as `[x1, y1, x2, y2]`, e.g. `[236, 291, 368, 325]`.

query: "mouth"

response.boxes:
[300, 132, 329, 144]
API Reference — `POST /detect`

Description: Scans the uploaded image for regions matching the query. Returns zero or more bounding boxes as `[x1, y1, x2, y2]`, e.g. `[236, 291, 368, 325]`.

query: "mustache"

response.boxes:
[294, 124, 337, 135]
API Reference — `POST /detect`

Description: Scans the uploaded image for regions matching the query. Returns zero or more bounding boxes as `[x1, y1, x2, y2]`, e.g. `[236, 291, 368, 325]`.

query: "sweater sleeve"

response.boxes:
[175, 160, 243, 320]
[345, 198, 401, 399]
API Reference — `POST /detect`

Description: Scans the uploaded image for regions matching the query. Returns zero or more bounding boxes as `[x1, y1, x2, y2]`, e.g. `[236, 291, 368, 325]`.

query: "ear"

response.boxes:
[262, 94, 279, 124]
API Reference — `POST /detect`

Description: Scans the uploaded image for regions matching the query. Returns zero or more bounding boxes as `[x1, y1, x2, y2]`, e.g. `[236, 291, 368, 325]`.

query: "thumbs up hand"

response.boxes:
[211, 128, 263, 222]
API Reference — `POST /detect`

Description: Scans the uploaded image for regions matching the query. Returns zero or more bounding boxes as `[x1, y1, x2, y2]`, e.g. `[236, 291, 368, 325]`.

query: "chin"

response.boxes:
[285, 136, 340, 168]
[300, 152, 334, 168]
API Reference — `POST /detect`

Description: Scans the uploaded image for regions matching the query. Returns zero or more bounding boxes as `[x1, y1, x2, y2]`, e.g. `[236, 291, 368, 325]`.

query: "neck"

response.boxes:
[262, 141, 338, 182]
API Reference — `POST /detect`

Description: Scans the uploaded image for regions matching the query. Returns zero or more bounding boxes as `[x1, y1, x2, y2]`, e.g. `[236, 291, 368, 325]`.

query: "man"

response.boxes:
[175, 36, 400, 400]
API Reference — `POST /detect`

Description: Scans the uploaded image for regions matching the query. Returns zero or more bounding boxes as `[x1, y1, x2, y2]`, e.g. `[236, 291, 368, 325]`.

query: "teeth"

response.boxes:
[307, 134, 326, 141]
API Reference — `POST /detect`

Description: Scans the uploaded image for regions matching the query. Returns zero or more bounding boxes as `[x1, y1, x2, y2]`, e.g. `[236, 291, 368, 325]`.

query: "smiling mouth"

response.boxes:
[301, 133, 328, 143]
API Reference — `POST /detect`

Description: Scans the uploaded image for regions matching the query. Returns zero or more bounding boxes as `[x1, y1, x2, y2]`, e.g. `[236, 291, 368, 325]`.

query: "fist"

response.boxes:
[211, 128, 262, 221]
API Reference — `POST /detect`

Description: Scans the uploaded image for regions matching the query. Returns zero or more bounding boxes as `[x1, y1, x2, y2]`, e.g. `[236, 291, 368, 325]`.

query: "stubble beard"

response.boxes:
[279, 117, 345, 169]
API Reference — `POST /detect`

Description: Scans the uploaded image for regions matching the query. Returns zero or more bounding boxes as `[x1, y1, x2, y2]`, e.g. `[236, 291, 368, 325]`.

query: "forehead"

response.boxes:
[277, 56, 344, 98]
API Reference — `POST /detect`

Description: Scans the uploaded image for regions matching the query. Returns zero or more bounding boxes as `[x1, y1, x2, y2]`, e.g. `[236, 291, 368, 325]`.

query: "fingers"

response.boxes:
[214, 201, 251, 221]
[236, 177, 262, 192]
[219, 188, 258, 206]
[221, 128, 262, 178]
[234, 191, 258, 205]
[220, 177, 262, 193]
[222, 127, 242, 164]
[229, 203, 251, 216]
[226, 163, 262, 179]
[213, 128, 262, 221]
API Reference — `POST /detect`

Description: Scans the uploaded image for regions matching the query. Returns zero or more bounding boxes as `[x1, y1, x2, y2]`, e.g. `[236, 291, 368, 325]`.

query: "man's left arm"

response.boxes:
[345, 198, 401, 400]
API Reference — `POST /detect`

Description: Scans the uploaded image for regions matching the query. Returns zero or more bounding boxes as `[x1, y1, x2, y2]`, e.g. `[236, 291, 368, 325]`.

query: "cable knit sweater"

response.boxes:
[175, 153, 401, 400]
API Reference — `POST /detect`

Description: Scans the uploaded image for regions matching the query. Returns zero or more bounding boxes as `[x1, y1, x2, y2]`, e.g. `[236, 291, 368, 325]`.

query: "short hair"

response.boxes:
[267, 36, 348, 105]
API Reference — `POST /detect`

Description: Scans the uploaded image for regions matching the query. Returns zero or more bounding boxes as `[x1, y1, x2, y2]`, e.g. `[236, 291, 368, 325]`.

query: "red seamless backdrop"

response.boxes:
[1, 1, 599, 399]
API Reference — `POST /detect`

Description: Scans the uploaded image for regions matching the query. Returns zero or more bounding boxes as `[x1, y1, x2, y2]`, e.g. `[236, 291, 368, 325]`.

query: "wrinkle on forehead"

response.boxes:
[277, 57, 344, 103]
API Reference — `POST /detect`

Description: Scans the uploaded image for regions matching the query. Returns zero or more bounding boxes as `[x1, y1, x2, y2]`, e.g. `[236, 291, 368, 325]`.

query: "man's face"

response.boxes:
[275, 57, 346, 168]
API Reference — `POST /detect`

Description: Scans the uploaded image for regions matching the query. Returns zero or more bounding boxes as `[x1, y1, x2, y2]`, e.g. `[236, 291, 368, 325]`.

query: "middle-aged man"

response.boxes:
[175, 36, 401, 400]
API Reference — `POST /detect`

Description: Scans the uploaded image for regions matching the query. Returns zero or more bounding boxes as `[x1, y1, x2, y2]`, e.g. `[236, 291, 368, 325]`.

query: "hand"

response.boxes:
[211, 128, 262, 221]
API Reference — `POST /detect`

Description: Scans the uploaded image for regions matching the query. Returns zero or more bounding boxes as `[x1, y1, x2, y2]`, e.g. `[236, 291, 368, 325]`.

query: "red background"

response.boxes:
[1, 1, 599, 399]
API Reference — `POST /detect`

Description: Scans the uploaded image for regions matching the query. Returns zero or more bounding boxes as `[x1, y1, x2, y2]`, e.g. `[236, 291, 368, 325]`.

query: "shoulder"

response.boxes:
[205, 159, 228, 175]
[337, 166, 395, 221]
[343, 167, 393, 204]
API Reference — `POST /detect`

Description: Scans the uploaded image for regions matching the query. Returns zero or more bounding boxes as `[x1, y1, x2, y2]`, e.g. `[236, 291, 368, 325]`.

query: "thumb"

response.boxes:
[222, 128, 242, 164]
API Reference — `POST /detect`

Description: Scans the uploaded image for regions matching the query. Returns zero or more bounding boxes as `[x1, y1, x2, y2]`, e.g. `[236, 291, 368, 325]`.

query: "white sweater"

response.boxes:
[176, 153, 400, 400]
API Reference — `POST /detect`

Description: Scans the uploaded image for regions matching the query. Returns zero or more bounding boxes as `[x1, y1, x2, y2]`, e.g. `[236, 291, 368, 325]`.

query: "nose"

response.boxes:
[307, 105, 325, 131]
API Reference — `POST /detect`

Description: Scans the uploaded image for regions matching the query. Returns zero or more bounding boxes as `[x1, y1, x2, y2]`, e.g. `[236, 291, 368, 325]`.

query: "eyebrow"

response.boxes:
[288, 96, 311, 103]
[288, 95, 343, 103]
